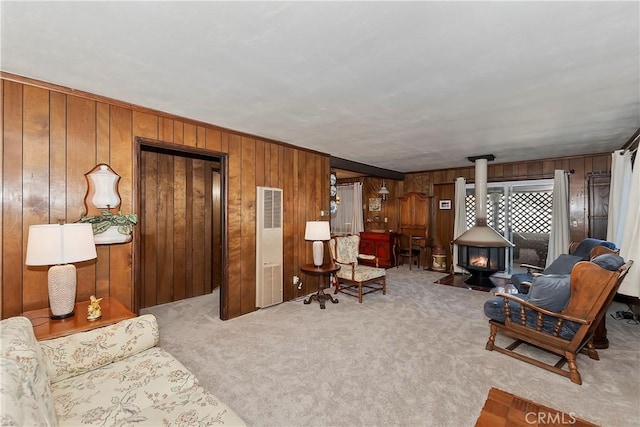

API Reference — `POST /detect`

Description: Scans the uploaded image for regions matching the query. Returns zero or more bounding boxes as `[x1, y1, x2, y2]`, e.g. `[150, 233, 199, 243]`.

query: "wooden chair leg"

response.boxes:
[586, 341, 599, 360]
[358, 284, 363, 303]
[565, 352, 582, 385]
[382, 277, 386, 295]
[486, 324, 497, 351]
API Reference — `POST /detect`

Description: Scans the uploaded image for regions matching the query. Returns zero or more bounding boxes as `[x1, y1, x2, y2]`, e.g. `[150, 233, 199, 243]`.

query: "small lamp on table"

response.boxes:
[25, 223, 97, 319]
[304, 221, 331, 267]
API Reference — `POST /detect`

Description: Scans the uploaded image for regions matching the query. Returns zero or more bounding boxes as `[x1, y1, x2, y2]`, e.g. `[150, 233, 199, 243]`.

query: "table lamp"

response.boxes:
[25, 223, 97, 319]
[304, 221, 331, 267]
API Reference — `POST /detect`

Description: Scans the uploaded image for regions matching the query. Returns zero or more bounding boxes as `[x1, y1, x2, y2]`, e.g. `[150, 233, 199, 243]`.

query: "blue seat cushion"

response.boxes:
[591, 253, 624, 271]
[542, 254, 582, 275]
[527, 274, 571, 312]
[484, 294, 580, 340]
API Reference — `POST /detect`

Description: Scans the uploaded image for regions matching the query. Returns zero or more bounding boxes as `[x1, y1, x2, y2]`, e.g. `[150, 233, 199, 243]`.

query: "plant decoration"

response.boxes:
[78, 210, 138, 235]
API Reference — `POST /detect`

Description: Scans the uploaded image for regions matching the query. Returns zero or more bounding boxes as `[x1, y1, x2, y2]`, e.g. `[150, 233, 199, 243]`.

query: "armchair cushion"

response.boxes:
[542, 254, 582, 275]
[336, 264, 386, 282]
[526, 274, 571, 312]
[591, 253, 625, 271]
[332, 234, 360, 264]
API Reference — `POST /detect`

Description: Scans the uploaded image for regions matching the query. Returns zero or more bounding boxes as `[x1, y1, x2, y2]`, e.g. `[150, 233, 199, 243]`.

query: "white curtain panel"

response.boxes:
[606, 150, 633, 248]
[453, 177, 468, 274]
[546, 170, 570, 267]
[333, 184, 354, 234]
[352, 182, 364, 234]
[618, 154, 640, 298]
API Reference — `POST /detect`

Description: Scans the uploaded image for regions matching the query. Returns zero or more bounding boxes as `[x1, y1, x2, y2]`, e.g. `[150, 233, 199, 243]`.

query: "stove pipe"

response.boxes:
[453, 157, 513, 248]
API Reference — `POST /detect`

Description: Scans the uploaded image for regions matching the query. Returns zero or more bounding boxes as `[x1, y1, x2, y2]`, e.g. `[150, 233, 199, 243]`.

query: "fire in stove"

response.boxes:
[469, 255, 488, 268]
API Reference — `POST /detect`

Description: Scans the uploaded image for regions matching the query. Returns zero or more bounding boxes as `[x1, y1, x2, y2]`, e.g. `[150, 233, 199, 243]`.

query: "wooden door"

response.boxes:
[587, 173, 611, 240]
[140, 149, 221, 309]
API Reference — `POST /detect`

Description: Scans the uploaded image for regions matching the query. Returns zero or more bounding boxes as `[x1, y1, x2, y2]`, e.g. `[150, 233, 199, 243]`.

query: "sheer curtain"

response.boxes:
[618, 151, 639, 298]
[332, 183, 364, 235]
[452, 177, 467, 273]
[352, 182, 364, 233]
[545, 170, 570, 267]
[606, 150, 632, 248]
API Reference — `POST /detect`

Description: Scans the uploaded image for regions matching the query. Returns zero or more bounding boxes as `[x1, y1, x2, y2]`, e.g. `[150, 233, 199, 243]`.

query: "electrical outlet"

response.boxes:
[293, 275, 300, 285]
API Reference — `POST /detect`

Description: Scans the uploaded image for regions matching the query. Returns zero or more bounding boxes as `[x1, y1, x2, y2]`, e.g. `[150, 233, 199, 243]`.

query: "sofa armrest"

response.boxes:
[39, 314, 159, 384]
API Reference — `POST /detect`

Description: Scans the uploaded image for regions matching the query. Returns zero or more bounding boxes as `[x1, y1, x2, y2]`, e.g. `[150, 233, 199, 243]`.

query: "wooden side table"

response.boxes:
[300, 263, 340, 309]
[22, 296, 136, 341]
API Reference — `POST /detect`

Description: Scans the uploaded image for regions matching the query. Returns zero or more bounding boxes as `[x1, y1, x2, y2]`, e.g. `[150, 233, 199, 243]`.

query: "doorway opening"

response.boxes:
[134, 137, 227, 319]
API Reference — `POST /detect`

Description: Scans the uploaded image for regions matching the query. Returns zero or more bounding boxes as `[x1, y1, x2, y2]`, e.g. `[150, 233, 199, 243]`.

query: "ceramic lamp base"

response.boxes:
[312, 240, 324, 267]
[48, 264, 77, 319]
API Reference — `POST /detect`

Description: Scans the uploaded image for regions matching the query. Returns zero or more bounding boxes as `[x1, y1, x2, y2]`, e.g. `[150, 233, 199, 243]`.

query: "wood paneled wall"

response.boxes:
[1, 75, 329, 319]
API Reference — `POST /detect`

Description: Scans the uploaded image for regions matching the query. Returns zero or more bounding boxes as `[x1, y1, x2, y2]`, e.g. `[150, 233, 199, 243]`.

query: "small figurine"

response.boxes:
[87, 295, 103, 321]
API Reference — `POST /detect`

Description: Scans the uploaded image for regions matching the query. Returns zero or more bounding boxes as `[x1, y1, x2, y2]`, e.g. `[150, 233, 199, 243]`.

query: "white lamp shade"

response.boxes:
[26, 223, 97, 266]
[304, 221, 331, 241]
[88, 164, 121, 209]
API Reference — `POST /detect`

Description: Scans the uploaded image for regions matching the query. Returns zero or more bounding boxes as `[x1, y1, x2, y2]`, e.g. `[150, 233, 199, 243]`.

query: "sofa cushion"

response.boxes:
[527, 274, 571, 312]
[0, 316, 57, 425]
[40, 314, 160, 383]
[131, 385, 247, 426]
[51, 346, 200, 426]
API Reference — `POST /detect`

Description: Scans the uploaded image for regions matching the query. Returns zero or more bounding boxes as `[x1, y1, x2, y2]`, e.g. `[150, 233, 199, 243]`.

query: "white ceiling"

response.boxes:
[2, 1, 638, 173]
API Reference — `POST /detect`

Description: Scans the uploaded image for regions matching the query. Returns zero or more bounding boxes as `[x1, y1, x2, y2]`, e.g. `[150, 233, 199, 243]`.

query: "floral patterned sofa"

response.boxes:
[0, 314, 245, 426]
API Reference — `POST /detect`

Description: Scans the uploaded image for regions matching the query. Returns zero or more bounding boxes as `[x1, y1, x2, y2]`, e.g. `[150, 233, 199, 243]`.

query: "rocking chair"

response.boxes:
[484, 255, 632, 384]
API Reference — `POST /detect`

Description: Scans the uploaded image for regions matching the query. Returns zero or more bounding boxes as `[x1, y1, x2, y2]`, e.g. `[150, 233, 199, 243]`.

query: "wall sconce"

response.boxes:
[25, 223, 97, 319]
[304, 221, 331, 267]
[378, 179, 390, 202]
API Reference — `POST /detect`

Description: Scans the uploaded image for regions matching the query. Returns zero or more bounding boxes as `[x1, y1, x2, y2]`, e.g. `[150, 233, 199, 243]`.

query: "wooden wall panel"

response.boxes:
[240, 137, 256, 314]
[22, 86, 50, 311]
[3, 81, 24, 318]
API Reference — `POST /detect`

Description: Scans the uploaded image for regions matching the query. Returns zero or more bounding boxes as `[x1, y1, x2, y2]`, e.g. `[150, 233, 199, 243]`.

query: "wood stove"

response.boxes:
[453, 155, 513, 287]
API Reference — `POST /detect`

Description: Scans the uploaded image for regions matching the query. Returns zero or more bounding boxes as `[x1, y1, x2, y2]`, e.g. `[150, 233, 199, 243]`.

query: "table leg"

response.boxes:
[303, 282, 338, 309]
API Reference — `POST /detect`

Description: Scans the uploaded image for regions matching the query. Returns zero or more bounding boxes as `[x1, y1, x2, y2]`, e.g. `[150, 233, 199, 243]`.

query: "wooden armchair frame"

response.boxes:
[486, 259, 632, 384]
[329, 235, 386, 303]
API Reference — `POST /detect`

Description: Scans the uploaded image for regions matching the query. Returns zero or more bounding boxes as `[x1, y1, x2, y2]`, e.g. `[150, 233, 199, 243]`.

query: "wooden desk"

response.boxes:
[300, 263, 340, 309]
[22, 297, 136, 341]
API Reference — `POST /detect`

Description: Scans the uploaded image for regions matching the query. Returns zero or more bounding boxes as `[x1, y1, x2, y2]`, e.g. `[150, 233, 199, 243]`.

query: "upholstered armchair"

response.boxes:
[484, 254, 632, 384]
[328, 235, 386, 303]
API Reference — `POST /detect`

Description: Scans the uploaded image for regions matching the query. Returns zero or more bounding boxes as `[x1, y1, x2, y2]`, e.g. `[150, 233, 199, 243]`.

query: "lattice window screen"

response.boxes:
[465, 194, 505, 233]
[465, 191, 551, 234]
[510, 191, 553, 233]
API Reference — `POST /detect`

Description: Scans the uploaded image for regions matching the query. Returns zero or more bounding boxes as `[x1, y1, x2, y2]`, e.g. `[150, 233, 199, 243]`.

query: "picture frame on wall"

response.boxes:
[369, 198, 382, 212]
[439, 200, 452, 210]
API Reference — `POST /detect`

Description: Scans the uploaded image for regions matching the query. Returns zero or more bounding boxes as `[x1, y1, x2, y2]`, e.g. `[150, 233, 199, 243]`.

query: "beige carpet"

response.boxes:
[141, 266, 640, 427]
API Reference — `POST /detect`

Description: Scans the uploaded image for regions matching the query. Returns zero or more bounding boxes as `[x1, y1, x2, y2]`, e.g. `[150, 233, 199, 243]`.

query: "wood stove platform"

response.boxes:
[434, 273, 519, 293]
